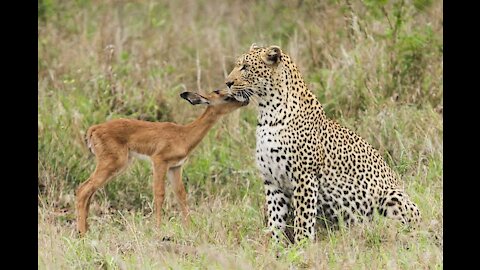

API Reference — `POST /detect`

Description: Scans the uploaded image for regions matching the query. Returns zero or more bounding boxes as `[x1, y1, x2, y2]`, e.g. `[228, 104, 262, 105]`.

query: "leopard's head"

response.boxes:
[225, 44, 283, 103]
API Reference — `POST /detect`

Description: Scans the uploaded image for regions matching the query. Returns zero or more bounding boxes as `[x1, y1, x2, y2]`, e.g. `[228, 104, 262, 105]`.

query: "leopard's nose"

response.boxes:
[226, 81, 234, 88]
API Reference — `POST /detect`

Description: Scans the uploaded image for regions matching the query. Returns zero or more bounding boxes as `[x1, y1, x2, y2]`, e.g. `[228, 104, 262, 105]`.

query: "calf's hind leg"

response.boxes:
[76, 149, 128, 235]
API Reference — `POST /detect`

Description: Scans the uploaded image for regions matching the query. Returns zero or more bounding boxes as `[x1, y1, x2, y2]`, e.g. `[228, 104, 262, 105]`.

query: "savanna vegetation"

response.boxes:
[38, 0, 443, 268]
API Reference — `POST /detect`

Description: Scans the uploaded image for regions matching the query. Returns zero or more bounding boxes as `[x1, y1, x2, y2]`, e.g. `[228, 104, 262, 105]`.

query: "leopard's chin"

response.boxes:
[225, 95, 249, 106]
[232, 90, 252, 104]
[234, 95, 249, 103]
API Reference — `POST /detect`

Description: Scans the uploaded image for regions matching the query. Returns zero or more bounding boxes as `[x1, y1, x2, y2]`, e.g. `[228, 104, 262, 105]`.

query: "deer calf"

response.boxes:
[75, 89, 248, 235]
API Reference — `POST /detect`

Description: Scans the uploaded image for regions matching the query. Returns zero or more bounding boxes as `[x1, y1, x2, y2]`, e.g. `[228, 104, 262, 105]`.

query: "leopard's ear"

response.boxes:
[261, 45, 282, 65]
[249, 43, 259, 52]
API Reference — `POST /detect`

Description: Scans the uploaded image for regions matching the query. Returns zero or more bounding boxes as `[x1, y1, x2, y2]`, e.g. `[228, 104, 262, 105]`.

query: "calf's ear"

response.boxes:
[180, 92, 210, 105]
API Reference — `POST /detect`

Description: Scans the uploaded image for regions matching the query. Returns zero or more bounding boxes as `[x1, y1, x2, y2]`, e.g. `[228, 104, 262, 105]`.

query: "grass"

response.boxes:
[38, 0, 442, 268]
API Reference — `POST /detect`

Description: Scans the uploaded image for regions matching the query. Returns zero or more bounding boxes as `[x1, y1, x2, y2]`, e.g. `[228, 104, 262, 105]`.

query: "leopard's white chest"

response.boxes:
[256, 125, 293, 194]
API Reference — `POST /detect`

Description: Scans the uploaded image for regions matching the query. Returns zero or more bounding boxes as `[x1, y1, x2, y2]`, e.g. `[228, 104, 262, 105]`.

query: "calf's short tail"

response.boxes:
[85, 125, 98, 155]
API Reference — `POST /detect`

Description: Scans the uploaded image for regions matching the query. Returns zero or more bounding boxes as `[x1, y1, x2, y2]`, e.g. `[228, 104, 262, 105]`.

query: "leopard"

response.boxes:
[225, 44, 421, 243]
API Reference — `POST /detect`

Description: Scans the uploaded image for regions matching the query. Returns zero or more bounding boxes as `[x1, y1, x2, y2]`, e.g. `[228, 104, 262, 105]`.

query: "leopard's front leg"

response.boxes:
[264, 179, 291, 243]
[292, 173, 318, 242]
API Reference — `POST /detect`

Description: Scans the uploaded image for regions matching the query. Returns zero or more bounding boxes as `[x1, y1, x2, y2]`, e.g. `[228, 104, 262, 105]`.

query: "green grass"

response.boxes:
[38, 0, 442, 268]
